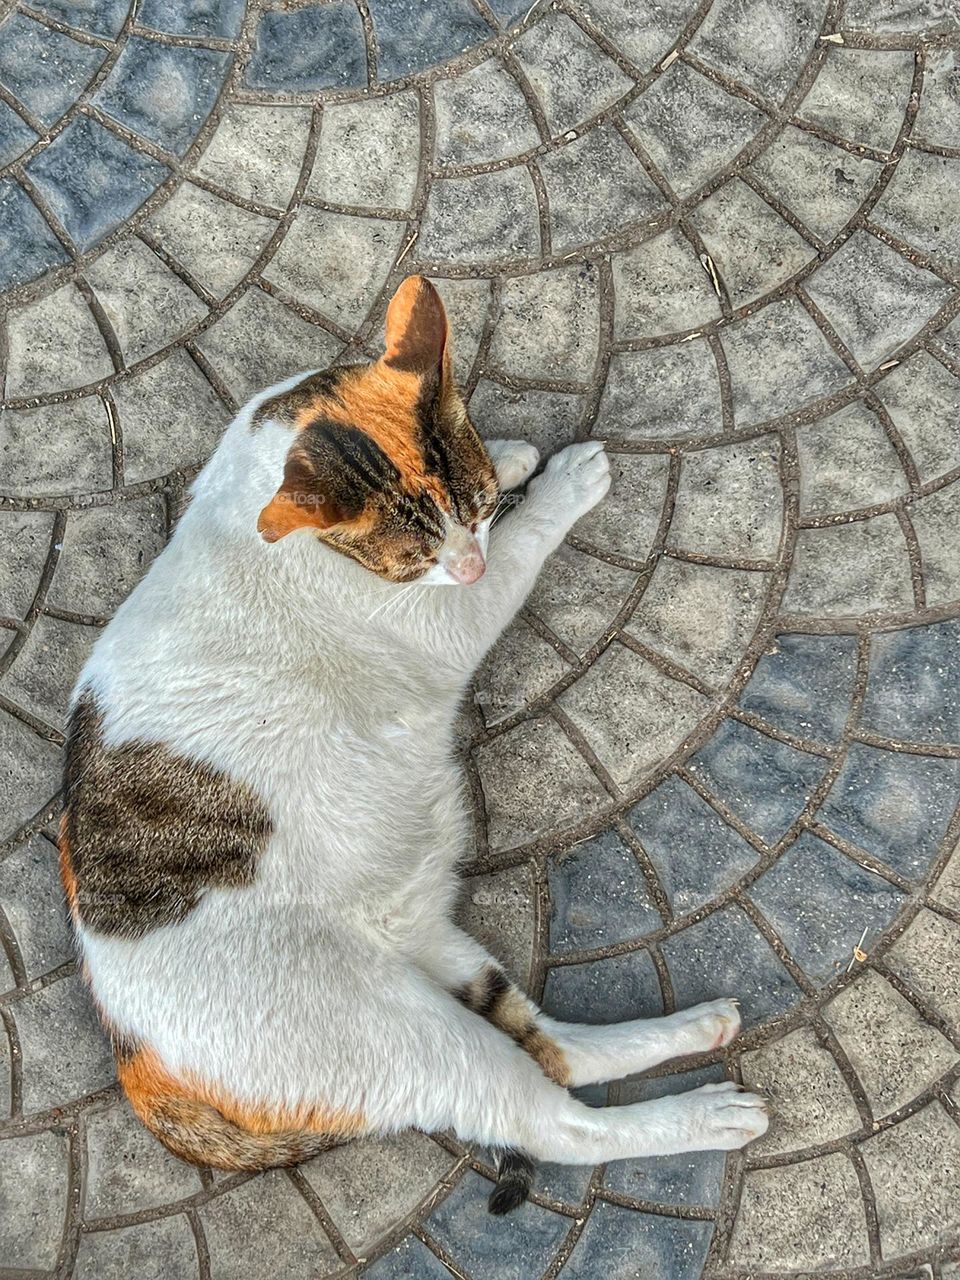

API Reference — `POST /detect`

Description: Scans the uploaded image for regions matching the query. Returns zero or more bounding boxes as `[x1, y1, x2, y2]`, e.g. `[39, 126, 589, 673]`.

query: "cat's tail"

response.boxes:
[489, 1148, 535, 1214]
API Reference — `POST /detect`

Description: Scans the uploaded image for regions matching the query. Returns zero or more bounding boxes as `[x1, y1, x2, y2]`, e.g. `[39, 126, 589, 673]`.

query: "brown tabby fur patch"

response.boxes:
[458, 965, 571, 1086]
[61, 693, 272, 938]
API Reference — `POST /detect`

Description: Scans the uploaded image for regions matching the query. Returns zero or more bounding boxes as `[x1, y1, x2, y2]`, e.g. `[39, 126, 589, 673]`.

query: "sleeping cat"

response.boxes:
[60, 275, 767, 1215]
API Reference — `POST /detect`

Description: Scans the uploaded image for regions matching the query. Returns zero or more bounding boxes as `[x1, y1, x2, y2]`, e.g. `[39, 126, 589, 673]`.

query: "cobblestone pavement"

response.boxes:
[2, 0, 960, 1276]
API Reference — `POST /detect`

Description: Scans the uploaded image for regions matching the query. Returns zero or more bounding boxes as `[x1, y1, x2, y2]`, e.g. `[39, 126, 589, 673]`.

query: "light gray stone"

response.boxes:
[418, 165, 540, 263]
[47, 494, 166, 616]
[913, 47, 960, 148]
[784, 515, 915, 617]
[910, 478, 960, 606]
[576, 0, 690, 68]
[193, 103, 312, 207]
[875, 149, 960, 269]
[16, 972, 116, 1113]
[84, 1096, 201, 1217]
[527, 543, 636, 654]
[488, 263, 600, 382]
[575, 451, 670, 561]
[433, 59, 539, 167]
[595, 341, 723, 441]
[75, 1216, 198, 1280]
[308, 92, 419, 211]
[0, 397, 113, 498]
[880, 350, 960, 482]
[612, 226, 722, 339]
[458, 863, 536, 984]
[0, 707, 61, 840]
[886, 907, 960, 1029]
[689, 0, 822, 100]
[931, 839, 960, 914]
[800, 48, 915, 151]
[429, 276, 491, 386]
[667, 438, 783, 559]
[2, 613, 98, 729]
[796, 400, 906, 515]
[0, 1129, 68, 1269]
[474, 617, 569, 726]
[0, 510, 53, 618]
[4, 282, 113, 397]
[0, 833, 73, 980]
[468, 381, 583, 457]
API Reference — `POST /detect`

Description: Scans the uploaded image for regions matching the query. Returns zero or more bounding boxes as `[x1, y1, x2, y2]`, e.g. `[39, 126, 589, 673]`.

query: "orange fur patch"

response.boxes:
[57, 814, 79, 920]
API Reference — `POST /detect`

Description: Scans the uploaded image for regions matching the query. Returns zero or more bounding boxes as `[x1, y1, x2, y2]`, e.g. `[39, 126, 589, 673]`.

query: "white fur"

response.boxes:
[74, 381, 767, 1162]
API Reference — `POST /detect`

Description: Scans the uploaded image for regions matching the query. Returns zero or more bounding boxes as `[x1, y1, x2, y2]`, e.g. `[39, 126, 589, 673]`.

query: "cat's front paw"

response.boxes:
[485, 439, 540, 491]
[528, 441, 611, 525]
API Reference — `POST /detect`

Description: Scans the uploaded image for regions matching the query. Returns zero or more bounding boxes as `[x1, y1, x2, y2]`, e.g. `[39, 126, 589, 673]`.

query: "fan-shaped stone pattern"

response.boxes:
[3, 1, 960, 1276]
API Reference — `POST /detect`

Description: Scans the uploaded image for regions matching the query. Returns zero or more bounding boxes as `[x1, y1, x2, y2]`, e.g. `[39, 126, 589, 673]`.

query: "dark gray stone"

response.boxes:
[861, 620, 960, 743]
[0, 1129, 69, 1269]
[687, 718, 829, 844]
[246, 3, 367, 92]
[28, 0, 128, 36]
[418, 166, 540, 263]
[560, 1198, 713, 1280]
[0, 834, 73, 980]
[0, 14, 106, 128]
[0, 102, 38, 168]
[74, 1217, 198, 1280]
[739, 633, 859, 742]
[0, 510, 54, 619]
[0, 707, 61, 840]
[0, 178, 70, 292]
[468, 382, 583, 458]
[543, 948, 663, 1024]
[47, 495, 166, 617]
[364, 1237, 455, 1279]
[595, 341, 723, 441]
[15, 973, 116, 1113]
[628, 775, 759, 915]
[371, 0, 493, 81]
[549, 828, 662, 952]
[0, 397, 113, 497]
[2, 613, 98, 730]
[138, 0, 245, 38]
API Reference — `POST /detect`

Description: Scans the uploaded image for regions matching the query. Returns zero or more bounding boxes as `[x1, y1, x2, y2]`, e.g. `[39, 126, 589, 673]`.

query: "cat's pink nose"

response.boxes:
[445, 543, 486, 584]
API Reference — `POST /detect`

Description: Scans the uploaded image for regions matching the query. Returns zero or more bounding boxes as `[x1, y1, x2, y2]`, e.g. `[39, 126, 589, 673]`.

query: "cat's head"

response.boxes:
[255, 276, 498, 585]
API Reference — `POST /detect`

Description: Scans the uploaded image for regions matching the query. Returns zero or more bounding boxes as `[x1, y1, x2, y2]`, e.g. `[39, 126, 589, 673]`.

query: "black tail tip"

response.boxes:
[488, 1149, 534, 1215]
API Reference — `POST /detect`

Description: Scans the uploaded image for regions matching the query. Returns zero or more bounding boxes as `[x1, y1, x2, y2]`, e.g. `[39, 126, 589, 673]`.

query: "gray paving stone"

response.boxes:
[688, 717, 829, 845]
[576, 0, 690, 69]
[370, 0, 493, 82]
[4, 282, 113, 397]
[740, 633, 859, 742]
[0, 14, 105, 128]
[542, 947, 663, 1022]
[84, 1097, 200, 1217]
[2, 613, 97, 730]
[47, 495, 165, 617]
[626, 557, 768, 685]
[861, 619, 960, 744]
[805, 231, 953, 369]
[576, 451, 670, 561]
[932, 838, 960, 914]
[418, 165, 540, 263]
[625, 61, 763, 198]
[0, 177, 68, 293]
[0, 397, 113, 498]
[245, 2, 367, 92]
[689, 0, 822, 100]
[301, 1132, 451, 1253]
[559, 641, 710, 790]
[429, 276, 491, 385]
[740, 1026, 862, 1155]
[819, 744, 960, 880]
[16, 973, 115, 1113]
[537, 122, 667, 252]
[307, 93, 420, 212]
[488, 262, 600, 382]
[880, 350, 960, 482]
[910, 474, 960, 607]
[784, 515, 915, 618]
[548, 828, 661, 952]
[526, 542, 636, 654]
[748, 833, 906, 983]
[510, 12, 633, 136]
[0, 706, 61, 840]
[668, 438, 782, 559]
[199, 1170, 340, 1279]
[146, 182, 277, 298]
[29, 0, 127, 37]
[886, 908, 960, 1030]
[797, 399, 906, 515]
[628, 774, 759, 915]
[192, 104, 312, 208]
[365, 1236, 454, 1279]
[561, 1199, 713, 1280]
[913, 47, 960, 148]
[824, 968, 958, 1117]
[468, 381, 583, 457]
[74, 1217, 198, 1279]
[0, 1128, 68, 1269]
[861, 1102, 960, 1257]
[433, 58, 540, 167]
[844, 0, 954, 33]
[138, 0, 245, 38]
[750, 124, 882, 243]
[612, 227, 723, 340]
[262, 206, 403, 329]
[194, 287, 342, 405]
[663, 902, 800, 1027]
[595, 341, 723, 441]
[458, 863, 536, 983]
[0, 834, 73, 980]
[799, 48, 915, 152]
[474, 616, 568, 726]
[475, 714, 609, 849]
[0, 510, 53, 618]
[729, 1154, 870, 1270]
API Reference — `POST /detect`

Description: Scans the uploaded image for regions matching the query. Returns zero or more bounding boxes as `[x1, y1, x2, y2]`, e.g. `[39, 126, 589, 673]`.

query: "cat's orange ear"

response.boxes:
[382, 276, 448, 375]
[257, 455, 351, 543]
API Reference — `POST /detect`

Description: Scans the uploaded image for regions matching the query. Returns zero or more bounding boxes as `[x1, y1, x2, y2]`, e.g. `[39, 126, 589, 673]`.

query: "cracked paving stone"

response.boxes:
[4, 282, 114, 398]
[750, 124, 882, 243]
[820, 744, 960, 880]
[880, 350, 960, 483]
[628, 774, 759, 915]
[740, 1025, 862, 1155]
[0, 707, 61, 840]
[458, 863, 536, 983]
[192, 104, 312, 208]
[805, 231, 953, 369]
[469, 382, 583, 457]
[739, 632, 858, 742]
[307, 93, 420, 212]
[47, 494, 166, 617]
[824, 968, 958, 1117]
[575, 451, 670, 561]
[526, 543, 636, 655]
[475, 714, 609, 849]
[595, 341, 723, 441]
[729, 1153, 871, 1271]
[473, 617, 569, 727]
[861, 1102, 960, 1257]
[417, 165, 540, 263]
[84, 1097, 200, 1216]
[0, 1129, 69, 1270]
[796, 399, 907, 515]
[747, 832, 906, 984]
[687, 717, 829, 845]
[0, 833, 74, 979]
[510, 12, 633, 137]
[559, 642, 710, 791]
[860, 619, 960, 743]
[0, 397, 113, 497]
[245, 2, 367, 92]
[721, 296, 852, 425]
[561, 1199, 713, 1280]
[543, 947, 663, 1023]
[2, 613, 98, 730]
[548, 828, 662, 952]
[110, 347, 229, 484]
[433, 58, 540, 167]
[364, 1237, 455, 1278]
[661, 903, 800, 1028]
[300, 1132, 451, 1254]
[74, 1217, 199, 1280]
[799, 48, 915, 153]
[667, 438, 782, 559]
[624, 60, 764, 199]
[612, 226, 723, 340]
[488, 262, 600, 383]
[784, 514, 915, 618]
[886, 908, 960, 1029]
[688, 0, 822, 101]
[199, 1169, 340, 1279]
[909, 473, 960, 607]
[15, 972, 115, 1113]
[0, 510, 53, 617]
[626, 556, 768, 686]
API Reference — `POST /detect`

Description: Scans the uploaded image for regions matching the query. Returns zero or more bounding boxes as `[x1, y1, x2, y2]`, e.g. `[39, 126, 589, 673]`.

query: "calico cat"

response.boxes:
[60, 275, 767, 1215]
